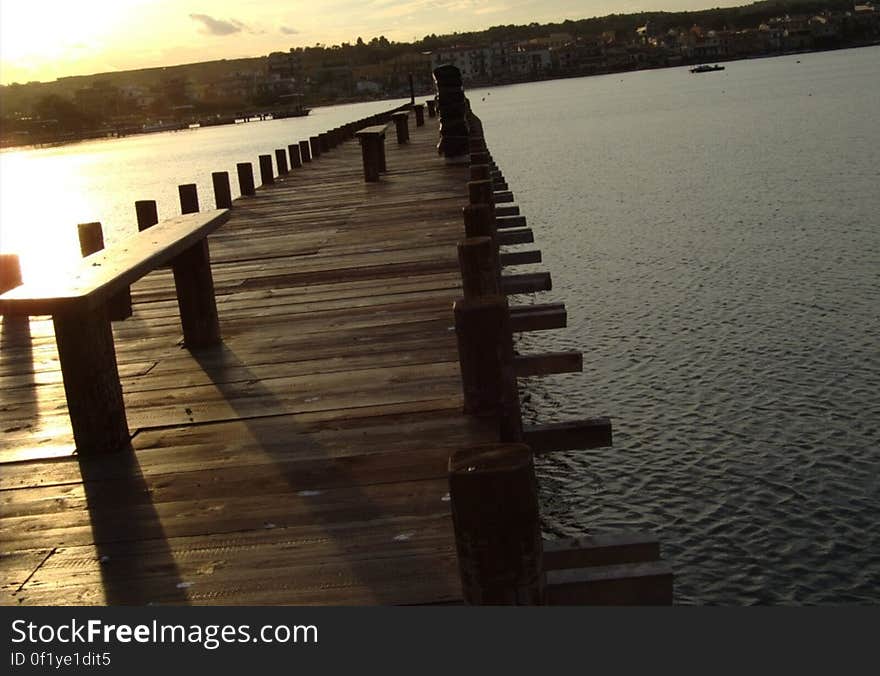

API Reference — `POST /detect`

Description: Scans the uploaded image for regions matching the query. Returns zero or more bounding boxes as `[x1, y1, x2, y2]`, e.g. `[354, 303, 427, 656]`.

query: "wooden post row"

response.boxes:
[449, 443, 545, 604]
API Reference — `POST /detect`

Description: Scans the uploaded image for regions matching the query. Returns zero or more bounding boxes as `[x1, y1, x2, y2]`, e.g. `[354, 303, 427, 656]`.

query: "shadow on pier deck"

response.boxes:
[1, 114, 497, 605]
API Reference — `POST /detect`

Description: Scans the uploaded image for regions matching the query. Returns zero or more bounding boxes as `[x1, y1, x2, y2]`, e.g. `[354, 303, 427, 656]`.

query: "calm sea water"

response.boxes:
[472, 47, 880, 604]
[2, 48, 877, 604]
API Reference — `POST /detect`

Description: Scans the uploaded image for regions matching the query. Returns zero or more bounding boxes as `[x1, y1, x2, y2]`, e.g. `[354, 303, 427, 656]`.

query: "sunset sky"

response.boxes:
[0, 0, 744, 85]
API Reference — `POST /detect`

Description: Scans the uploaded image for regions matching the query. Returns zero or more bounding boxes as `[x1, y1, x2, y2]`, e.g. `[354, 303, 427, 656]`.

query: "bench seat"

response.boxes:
[0, 209, 229, 316]
[0, 208, 230, 454]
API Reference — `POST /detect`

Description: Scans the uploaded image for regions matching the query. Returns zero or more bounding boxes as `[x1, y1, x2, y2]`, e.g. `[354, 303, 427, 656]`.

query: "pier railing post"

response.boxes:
[449, 443, 545, 604]
[77, 222, 132, 321]
[414, 103, 425, 127]
[309, 136, 322, 159]
[299, 140, 312, 163]
[433, 65, 469, 163]
[174, 184, 220, 348]
[288, 144, 302, 169]
[258, 155, 275, 186]
[458, 237, 499, 298]
[236, 163, 256, 196]
[0, 253, 23, 293]
[212, 171, 233, 209]
[275, 149, 289, 175]
[426, 99, 437, 118]
[135, 200, 159, 231]
[392, 111, 410, 144]
[453, 294, 522, 441]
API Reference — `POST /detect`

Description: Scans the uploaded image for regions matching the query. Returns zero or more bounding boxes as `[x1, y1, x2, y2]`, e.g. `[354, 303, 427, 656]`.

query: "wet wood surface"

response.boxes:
[1, 112, 504, 605]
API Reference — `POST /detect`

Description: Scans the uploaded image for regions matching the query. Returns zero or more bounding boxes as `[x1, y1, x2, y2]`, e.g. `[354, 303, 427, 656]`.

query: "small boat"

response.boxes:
[690, 64, 725, 73]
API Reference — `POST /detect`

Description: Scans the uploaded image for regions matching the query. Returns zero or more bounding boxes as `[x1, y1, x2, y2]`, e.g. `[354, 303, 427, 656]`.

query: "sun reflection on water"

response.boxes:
[0, 148, 103, 285]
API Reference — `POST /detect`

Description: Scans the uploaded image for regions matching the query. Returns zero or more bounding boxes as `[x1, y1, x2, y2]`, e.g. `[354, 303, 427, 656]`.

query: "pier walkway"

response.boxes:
[2, 112, 495, 604]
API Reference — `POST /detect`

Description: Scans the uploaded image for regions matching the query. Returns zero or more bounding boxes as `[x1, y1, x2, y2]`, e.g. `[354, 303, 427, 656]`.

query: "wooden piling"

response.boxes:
[470, 164, 491, 181]
[236, 162, 256, 196]
[288, 144, 302, 169]
[212, 172, 233, 209]
[453, 294, 520, 428]
[299, 140, 312, 162]
[458, 237, 499, 298]
[449, 443, 545, 605]
[414, 104, 425, 127]
[468, 179, 495, 208]
[178, 184, 199, 214]
[0, 253, 23, 293]
[275, 149, 289, 175]
[258, 155, 275, 186]
[135, 200, 159, 231]
[309, 136, 321, 159]
[426, 99, 437, 117]
[392, 111, 410, 144]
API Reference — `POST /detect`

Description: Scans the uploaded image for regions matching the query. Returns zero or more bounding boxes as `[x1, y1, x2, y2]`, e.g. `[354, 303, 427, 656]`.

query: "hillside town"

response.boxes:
[1, 2, 877, 146]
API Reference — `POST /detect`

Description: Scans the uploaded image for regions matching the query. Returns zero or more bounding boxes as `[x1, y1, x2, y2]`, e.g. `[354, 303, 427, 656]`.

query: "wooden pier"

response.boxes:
[1, 89, 672, 605]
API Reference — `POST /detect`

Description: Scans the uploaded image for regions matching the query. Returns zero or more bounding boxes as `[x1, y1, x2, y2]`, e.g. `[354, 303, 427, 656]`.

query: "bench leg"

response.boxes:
[53, 305, 130, 454]
[172, 239, 221, 348]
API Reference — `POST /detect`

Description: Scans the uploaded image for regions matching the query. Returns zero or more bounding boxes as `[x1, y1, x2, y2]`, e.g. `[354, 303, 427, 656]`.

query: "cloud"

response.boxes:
[189, 14, 249, 36]
[280, 26, 300, 35]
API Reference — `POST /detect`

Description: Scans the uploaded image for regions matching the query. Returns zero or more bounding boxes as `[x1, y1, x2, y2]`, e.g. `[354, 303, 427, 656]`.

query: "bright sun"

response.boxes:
[0, 2, 150, 82]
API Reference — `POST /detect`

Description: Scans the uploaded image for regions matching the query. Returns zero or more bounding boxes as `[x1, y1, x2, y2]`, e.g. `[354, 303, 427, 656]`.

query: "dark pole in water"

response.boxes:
[409, 73, 415, 105]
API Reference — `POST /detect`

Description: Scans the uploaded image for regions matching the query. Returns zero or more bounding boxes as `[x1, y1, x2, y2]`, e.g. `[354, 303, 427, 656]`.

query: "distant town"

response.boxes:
[1, 0, 878, 147]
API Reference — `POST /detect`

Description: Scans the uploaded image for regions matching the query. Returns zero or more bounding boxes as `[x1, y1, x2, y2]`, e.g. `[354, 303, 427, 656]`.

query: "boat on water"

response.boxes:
[690, 64, 725, 73]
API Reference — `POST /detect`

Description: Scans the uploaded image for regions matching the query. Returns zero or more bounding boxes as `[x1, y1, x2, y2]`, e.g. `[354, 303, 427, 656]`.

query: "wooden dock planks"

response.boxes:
[0, 112, 500, 605]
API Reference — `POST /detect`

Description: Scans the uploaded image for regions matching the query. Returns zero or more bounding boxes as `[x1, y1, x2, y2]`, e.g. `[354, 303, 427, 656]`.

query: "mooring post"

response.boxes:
[275, 149, 289, 175]
[258, 155, 274, 186]
[178, 184, 199, 214]
[392, 111, 410, 144]
[319, 133, 330, 154]
[0, 253, 23, 293]
[236, 162, 256, 196]
[77, 222, 132, 321]
[468, 179, 495, 209]
[433, 65, 470, 163]
[470, 164, 491, 181]
[426, 99, 437, 117]
[471, 151, 491, 166]
[212, 171, 233, 209]
[449, 443, 545, 605]
[309, 136, 321, 159]
[414, 103, 425, 127]
[135, 200, 159, 231]
[453, 294, 520, 423]
[458, 237, 500, 299]
[299, 139, 312, 163]
[174, 184, 220, 348]
[288, 144, 302, 169]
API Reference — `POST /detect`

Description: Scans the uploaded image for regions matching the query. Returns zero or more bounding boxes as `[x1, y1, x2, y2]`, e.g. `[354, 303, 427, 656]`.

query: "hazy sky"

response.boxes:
[0, 0, 745, 84]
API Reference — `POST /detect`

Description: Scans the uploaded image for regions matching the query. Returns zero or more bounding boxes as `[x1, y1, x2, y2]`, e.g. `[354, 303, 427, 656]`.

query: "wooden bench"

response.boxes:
[355, 125, 389, 182]
[0, 208, 230, 454]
